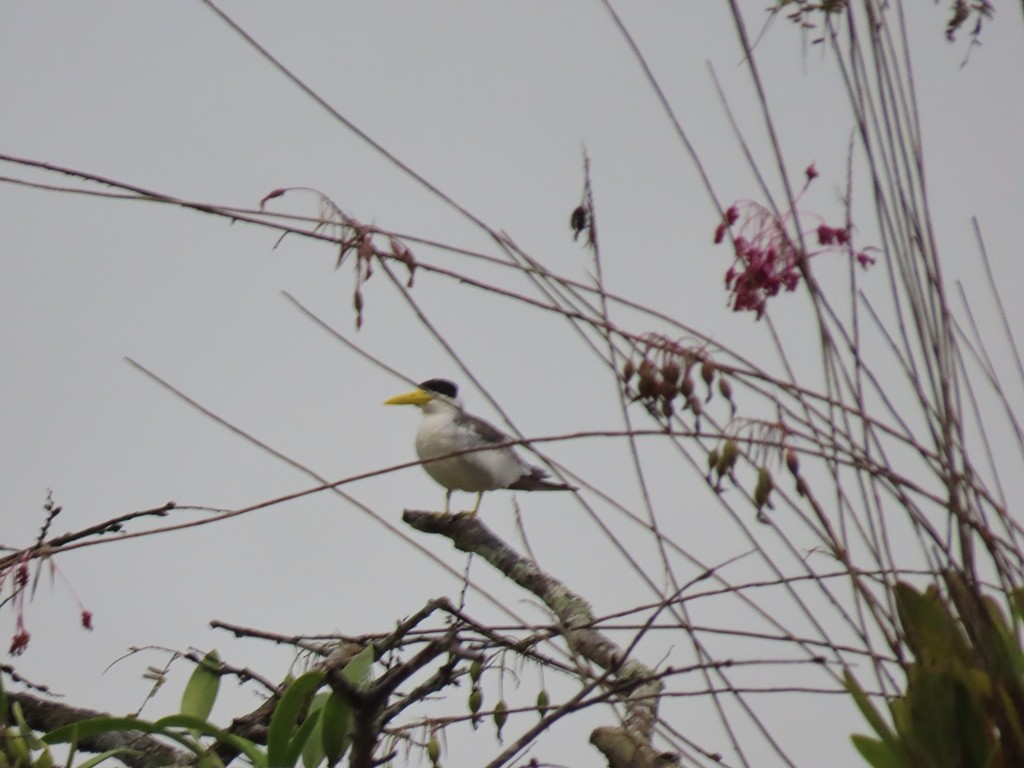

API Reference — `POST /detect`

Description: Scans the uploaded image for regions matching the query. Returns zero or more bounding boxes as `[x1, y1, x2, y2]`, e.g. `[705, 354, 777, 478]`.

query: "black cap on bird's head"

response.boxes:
[419, 379, 459, 399]
[385, 378, 460, 408]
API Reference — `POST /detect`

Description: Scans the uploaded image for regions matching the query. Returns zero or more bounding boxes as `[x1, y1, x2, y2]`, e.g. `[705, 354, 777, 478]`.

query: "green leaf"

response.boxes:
[195, 751, 225, 768]
[45, 717, 164, 745]
[1009, 588, 1024, 627]
[74, 749, 140, 768]
[851, 734, 905, 768]
[340, 646, 374, 689]
[843, 669, 899, 750]
[284, 709, 322, 768]
[895, 582, 968, 667]
[320, 691, 352, 767]
[45, 716, 207, 763]
[0, 673, 8, 725]
[300, 693, 329, 768]
[12, 702, 46, 750]
[182, 650, 222, 721]
[318, 646, 372, 767]
[267, 671, 326, 768]
[153, 715, 267, 768]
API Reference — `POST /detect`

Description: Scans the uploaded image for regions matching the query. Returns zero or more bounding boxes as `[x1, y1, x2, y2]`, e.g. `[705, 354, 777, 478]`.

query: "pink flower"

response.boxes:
[713, 165, 877, 320]
[856, 251, 877, 268]
[9, 629, 29, 656]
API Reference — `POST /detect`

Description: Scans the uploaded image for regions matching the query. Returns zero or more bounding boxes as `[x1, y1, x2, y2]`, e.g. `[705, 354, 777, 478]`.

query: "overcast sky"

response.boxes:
[2, 3, 1022, 767]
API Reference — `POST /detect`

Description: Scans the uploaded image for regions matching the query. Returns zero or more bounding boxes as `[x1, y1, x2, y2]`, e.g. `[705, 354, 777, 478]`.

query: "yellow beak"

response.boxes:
[384, 388, 434, 406]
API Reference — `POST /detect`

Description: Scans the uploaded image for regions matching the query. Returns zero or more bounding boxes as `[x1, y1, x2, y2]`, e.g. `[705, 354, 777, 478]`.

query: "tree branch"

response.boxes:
[10, 691, 191, 768]
[402, 511, 672, 767]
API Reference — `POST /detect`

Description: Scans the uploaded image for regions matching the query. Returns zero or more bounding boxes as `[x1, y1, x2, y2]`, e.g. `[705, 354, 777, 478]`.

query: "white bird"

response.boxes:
[384, 378, 574, 516]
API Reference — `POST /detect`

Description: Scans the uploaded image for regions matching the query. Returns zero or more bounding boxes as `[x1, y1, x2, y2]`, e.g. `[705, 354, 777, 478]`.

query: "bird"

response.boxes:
[384, 378, 575, 516]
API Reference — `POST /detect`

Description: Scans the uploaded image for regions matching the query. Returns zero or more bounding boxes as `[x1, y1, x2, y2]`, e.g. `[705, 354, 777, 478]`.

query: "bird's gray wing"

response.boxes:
[456, 412, 513, 446]
[458, 413, 577, 492]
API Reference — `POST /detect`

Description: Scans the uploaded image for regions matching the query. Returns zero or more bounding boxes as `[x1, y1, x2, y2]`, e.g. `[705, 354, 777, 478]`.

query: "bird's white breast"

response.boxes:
[415, 405, 527, 492]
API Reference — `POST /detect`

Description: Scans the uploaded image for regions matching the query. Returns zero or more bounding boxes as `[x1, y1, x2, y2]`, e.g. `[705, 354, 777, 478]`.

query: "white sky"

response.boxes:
[2, 3, 1022, 767]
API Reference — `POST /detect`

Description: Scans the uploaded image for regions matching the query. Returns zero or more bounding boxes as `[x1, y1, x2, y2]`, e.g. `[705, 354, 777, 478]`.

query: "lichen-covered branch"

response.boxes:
[10, 691, 191, 768]
[402, 510, 672, 767]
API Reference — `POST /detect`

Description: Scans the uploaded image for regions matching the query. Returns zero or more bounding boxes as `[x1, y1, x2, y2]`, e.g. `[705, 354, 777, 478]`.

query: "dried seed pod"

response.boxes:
[701, 360, 716, 387]
[785, 448, 800, 477]
[754, 466, 774, 510]
[795, 476, 808, 497]
[660, 360, 682, 385]
[658, 377, 678, 402]
[718, 377, 733, 401]
[661, 398, 674, 419]
[357, 231, 375, 260]
[622, 358, 636, 384]
[679, 374, 695, 399]
[637, 370, 658, 401]
[570, 205, 589, 240]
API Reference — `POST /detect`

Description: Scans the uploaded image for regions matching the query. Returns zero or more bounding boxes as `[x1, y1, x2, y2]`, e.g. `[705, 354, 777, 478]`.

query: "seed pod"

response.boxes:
[689, 396, 703, 419]
[637, 359, 657, 398]
[637, 372, 658, 401]
[785, 448, 800, 477]
[706, 448, 720, 477]
[357, 231, 374, 260]
[660, 360, 682, 385]
[353, 288, 364, 329]
[570, 205, 589, 240]
[754, 467, 774, 509]
[718, 440, 738, 476]
[470, 658, 483, 683]
[679, 374, 695, 399]
[536, 689, 550, 718]
[718, 378, 734, 415]
[622, 358, 636, 384]
[661, 399, 674, 419]
[427, 734, 441, 765]
[795, 476, 808, 497]
[701, 360, 715, 387]
[468, 685, 483, 730]
[468, 686, 483, 715]
[493, 700, 509, 741]
[658, 377, 678, 402]
[34, 750, 53, 768]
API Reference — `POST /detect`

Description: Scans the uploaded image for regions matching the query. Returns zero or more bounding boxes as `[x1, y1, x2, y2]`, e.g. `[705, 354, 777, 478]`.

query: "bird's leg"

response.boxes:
[465, 492, 483, 518]
[444, 489, 453, 515]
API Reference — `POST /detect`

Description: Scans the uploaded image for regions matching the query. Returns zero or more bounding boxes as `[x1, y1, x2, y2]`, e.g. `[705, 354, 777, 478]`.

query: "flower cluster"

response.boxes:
[4, 556, 32, 655]
[713, 164, 876, 319]
[3, 495, 95, 656]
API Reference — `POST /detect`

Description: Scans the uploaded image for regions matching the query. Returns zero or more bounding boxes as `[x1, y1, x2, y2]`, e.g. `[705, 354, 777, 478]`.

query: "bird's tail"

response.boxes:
[509, 467, 576, 492]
